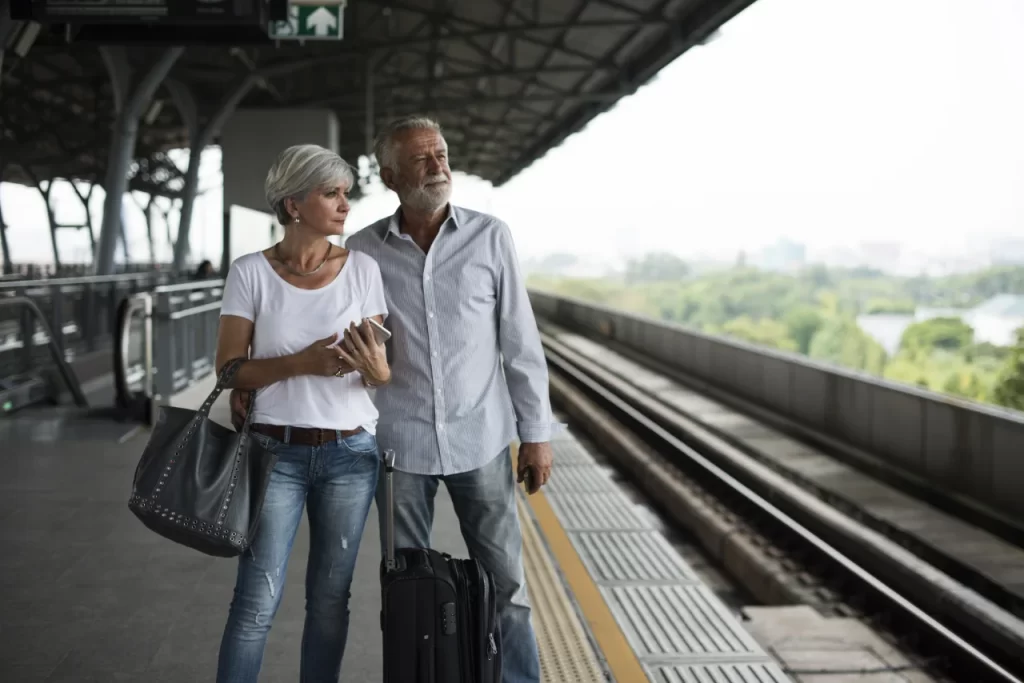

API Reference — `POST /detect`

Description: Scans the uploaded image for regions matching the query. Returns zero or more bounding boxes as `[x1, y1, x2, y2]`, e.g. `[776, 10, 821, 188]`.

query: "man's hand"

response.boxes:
[517, 441, 553, 495]
[230, 389, 250, 431]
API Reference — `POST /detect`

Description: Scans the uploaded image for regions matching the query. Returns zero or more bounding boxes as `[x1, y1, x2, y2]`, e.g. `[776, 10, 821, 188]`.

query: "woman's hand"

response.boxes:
[230, 389, 250, 430]
[293, 332, 352, 377]
[338, 319, 390, 385]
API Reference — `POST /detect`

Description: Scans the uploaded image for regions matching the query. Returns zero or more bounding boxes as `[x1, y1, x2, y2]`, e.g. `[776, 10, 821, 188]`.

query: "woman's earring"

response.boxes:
[293, 216, 300, 223]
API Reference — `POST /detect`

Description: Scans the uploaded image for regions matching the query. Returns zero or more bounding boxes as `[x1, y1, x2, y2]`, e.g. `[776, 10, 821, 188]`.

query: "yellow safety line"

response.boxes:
[513, 444, 647, 683]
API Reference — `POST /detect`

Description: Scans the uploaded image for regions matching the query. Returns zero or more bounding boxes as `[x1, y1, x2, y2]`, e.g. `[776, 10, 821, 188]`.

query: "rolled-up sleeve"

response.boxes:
[496, 221, 552, 443]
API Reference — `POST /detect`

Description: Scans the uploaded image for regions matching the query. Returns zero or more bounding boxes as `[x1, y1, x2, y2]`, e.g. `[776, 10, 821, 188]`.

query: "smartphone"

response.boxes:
[365, 317, 391, 344]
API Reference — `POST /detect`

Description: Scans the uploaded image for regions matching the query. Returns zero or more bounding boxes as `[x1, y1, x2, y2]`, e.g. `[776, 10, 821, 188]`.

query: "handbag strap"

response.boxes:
[171, 360, 260, 467]
[197, 358, 258, 434]
[197, 357, 245, 416]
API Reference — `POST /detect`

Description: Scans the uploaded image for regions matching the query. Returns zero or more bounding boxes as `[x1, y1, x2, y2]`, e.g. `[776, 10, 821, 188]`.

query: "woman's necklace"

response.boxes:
[274, 241, 331, 277]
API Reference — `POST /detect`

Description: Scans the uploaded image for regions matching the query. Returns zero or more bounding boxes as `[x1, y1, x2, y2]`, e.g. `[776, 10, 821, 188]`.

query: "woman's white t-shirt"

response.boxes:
[219, 249, 388, 433]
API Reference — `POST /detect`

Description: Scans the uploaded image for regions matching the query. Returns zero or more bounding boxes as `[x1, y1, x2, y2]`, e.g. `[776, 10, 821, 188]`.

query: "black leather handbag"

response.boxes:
[128, 358, 277, 557]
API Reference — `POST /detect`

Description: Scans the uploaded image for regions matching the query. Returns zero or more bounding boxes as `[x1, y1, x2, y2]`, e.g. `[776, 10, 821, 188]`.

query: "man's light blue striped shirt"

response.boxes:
[345, 204, 553, 476]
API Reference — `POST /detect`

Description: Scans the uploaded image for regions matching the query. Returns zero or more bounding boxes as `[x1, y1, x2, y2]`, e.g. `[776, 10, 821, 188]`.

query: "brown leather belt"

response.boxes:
[252, 423, 363, 446]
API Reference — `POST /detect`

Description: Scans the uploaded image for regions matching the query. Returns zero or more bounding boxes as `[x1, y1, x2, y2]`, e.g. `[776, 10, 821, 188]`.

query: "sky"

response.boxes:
[2, 0, 1024, 269]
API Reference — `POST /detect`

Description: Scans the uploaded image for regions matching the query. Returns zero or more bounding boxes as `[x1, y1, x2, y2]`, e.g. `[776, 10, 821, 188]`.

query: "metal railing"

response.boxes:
[1, 263, 175, 281]
[115, 279, 224, 419]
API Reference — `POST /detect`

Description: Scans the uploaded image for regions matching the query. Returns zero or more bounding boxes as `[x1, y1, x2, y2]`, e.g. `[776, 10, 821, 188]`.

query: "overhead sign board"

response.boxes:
[269, 0, 345, 40]
[11, 0, 276, 24]
[9, 0, 290, 43]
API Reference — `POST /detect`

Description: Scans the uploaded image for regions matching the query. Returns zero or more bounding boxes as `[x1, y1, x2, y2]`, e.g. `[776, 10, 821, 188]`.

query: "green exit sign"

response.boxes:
[269, 1, 346, 41]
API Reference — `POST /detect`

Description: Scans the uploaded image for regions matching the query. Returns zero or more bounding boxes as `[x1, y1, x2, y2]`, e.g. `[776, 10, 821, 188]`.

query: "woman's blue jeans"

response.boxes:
[216, 428, 380, 683]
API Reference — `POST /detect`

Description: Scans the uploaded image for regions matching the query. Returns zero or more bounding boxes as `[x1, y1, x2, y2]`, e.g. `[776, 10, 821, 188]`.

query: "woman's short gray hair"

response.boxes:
[264, 144, 354, 224]
[373, 115, 443, 171]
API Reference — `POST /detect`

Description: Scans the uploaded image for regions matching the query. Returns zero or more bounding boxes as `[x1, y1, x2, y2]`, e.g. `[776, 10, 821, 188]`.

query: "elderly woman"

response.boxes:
[213, 144, 390, 682]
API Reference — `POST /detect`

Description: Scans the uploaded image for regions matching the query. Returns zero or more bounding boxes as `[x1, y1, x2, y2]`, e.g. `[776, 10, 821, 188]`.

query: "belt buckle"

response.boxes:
[314, 428, 325, 446]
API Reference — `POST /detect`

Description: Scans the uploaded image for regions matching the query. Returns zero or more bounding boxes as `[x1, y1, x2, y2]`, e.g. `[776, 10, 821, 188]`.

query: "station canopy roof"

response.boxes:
[1, 0, 754, 199]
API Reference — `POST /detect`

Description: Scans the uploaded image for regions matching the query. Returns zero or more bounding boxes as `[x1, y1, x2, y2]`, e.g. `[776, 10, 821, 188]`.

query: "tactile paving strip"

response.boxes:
[518, 494, 608, 683]
[551, 439, 598, 466]
[574, 531, 700, 584]
[604, 585, 765, 661]
[546, 492, 652, 531]
[544, 464, 619, 495]
[543, 431, 791, 682]
[646, 663, 792, 682]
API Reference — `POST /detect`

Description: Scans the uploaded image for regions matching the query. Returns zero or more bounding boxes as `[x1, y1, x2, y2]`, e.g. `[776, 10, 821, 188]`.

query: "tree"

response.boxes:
[721, 316, 797, 352]
[942, 368, 987, 401]
[899, 317, 974, 355]
[808, 317, 887, 375]
[784, 306, 824, 354]
[624, 253, 690, 284]
[884, 355, 932, 388]
[993, 327, 1024, 411]
[962, 341, 1010, 363]
[864, 297, 916, 314]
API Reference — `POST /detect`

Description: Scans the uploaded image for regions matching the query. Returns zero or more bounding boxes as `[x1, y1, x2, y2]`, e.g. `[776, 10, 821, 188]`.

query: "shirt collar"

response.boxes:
[382, 203, 459, 241]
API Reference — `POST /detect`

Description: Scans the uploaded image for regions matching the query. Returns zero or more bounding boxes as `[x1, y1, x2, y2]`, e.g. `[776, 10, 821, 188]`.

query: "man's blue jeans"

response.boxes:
[217, 428, 380, 683]
[375, 446, 541, 683]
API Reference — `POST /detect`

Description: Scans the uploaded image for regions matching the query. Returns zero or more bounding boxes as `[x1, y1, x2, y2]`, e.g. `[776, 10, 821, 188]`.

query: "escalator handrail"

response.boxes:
[113, 293, 153, 410]
[0, 296, 88, 407]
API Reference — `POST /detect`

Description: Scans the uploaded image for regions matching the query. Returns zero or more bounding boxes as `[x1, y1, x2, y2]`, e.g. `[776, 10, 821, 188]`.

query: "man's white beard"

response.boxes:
[403, 176, 451, 212]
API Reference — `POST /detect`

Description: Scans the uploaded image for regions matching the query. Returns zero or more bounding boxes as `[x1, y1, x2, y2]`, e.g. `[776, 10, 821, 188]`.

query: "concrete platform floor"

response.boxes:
[0, 381, 471, 682]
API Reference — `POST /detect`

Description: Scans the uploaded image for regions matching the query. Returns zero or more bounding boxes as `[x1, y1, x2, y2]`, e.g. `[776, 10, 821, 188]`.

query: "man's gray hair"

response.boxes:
[373, 115, 443, 171]
[264, 144, 354, 224]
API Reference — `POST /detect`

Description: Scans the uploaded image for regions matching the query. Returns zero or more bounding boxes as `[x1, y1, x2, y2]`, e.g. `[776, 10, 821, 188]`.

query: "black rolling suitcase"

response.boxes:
[379, 449, 502, 683]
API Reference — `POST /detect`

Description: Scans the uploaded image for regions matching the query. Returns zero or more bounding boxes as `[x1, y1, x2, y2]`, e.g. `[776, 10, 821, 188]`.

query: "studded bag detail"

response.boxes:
[128, 358, 277, 557]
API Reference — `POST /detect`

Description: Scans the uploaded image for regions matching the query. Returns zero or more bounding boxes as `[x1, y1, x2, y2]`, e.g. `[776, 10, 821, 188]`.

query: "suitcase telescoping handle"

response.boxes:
[383, 449, 397, 572]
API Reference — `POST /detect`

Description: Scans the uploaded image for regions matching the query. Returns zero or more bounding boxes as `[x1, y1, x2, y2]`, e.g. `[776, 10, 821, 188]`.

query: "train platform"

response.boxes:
[0, 373, 790, 683]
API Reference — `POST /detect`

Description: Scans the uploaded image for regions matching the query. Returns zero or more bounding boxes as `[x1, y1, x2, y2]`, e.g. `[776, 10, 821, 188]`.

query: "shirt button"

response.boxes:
[428, 312, 434, 318]
[438, 424, 445, 430]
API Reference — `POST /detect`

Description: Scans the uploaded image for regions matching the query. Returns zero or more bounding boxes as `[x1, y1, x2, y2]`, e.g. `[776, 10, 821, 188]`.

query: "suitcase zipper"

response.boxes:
[448, 559, 474, 683]
[478, 562, 500, 679]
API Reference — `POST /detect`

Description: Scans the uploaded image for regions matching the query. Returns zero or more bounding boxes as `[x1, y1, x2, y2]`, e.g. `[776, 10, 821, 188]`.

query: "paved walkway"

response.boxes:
[0, 377, 468, 682]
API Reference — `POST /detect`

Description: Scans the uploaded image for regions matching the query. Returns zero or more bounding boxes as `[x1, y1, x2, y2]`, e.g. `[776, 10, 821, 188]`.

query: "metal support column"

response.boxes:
[38, 179, 61, 271]
[365, 53, 375, 157]
[95, 46, 183, 275]
[0, 166, 11, 275]
[69, 181, 97, 259]
[169, 75, 257, 273]
[129, 191, 156, 263]
[219, 208, 231, 275]
[0, 0, 16, 48]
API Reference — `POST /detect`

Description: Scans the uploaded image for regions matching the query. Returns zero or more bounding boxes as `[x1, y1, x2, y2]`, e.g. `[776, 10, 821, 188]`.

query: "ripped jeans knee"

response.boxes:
[224, 544, 291, 638]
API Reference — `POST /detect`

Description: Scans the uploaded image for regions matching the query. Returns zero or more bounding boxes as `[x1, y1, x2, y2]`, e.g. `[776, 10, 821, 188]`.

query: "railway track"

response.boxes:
[541, 330, 1024, 683]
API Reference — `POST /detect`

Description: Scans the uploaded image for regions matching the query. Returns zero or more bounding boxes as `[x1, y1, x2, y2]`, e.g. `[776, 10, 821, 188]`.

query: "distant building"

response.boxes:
[753, 239, 805, 272]
[857, 242, 902, 273]
[989, 239, 1024, 266]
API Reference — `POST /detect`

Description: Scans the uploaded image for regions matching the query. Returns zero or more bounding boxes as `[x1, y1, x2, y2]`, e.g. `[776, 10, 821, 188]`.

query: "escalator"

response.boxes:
[111, 294, 153, 423]
[0, 297, 88, 415]
[0, 293, 155, 425]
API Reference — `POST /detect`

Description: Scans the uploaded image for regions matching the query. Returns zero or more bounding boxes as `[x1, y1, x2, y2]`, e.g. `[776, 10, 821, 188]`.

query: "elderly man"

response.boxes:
[347, 115, 554, 682]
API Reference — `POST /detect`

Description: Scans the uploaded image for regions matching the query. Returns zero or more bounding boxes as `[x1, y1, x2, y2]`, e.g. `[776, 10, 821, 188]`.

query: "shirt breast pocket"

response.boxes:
[452, 263, 496, 316]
